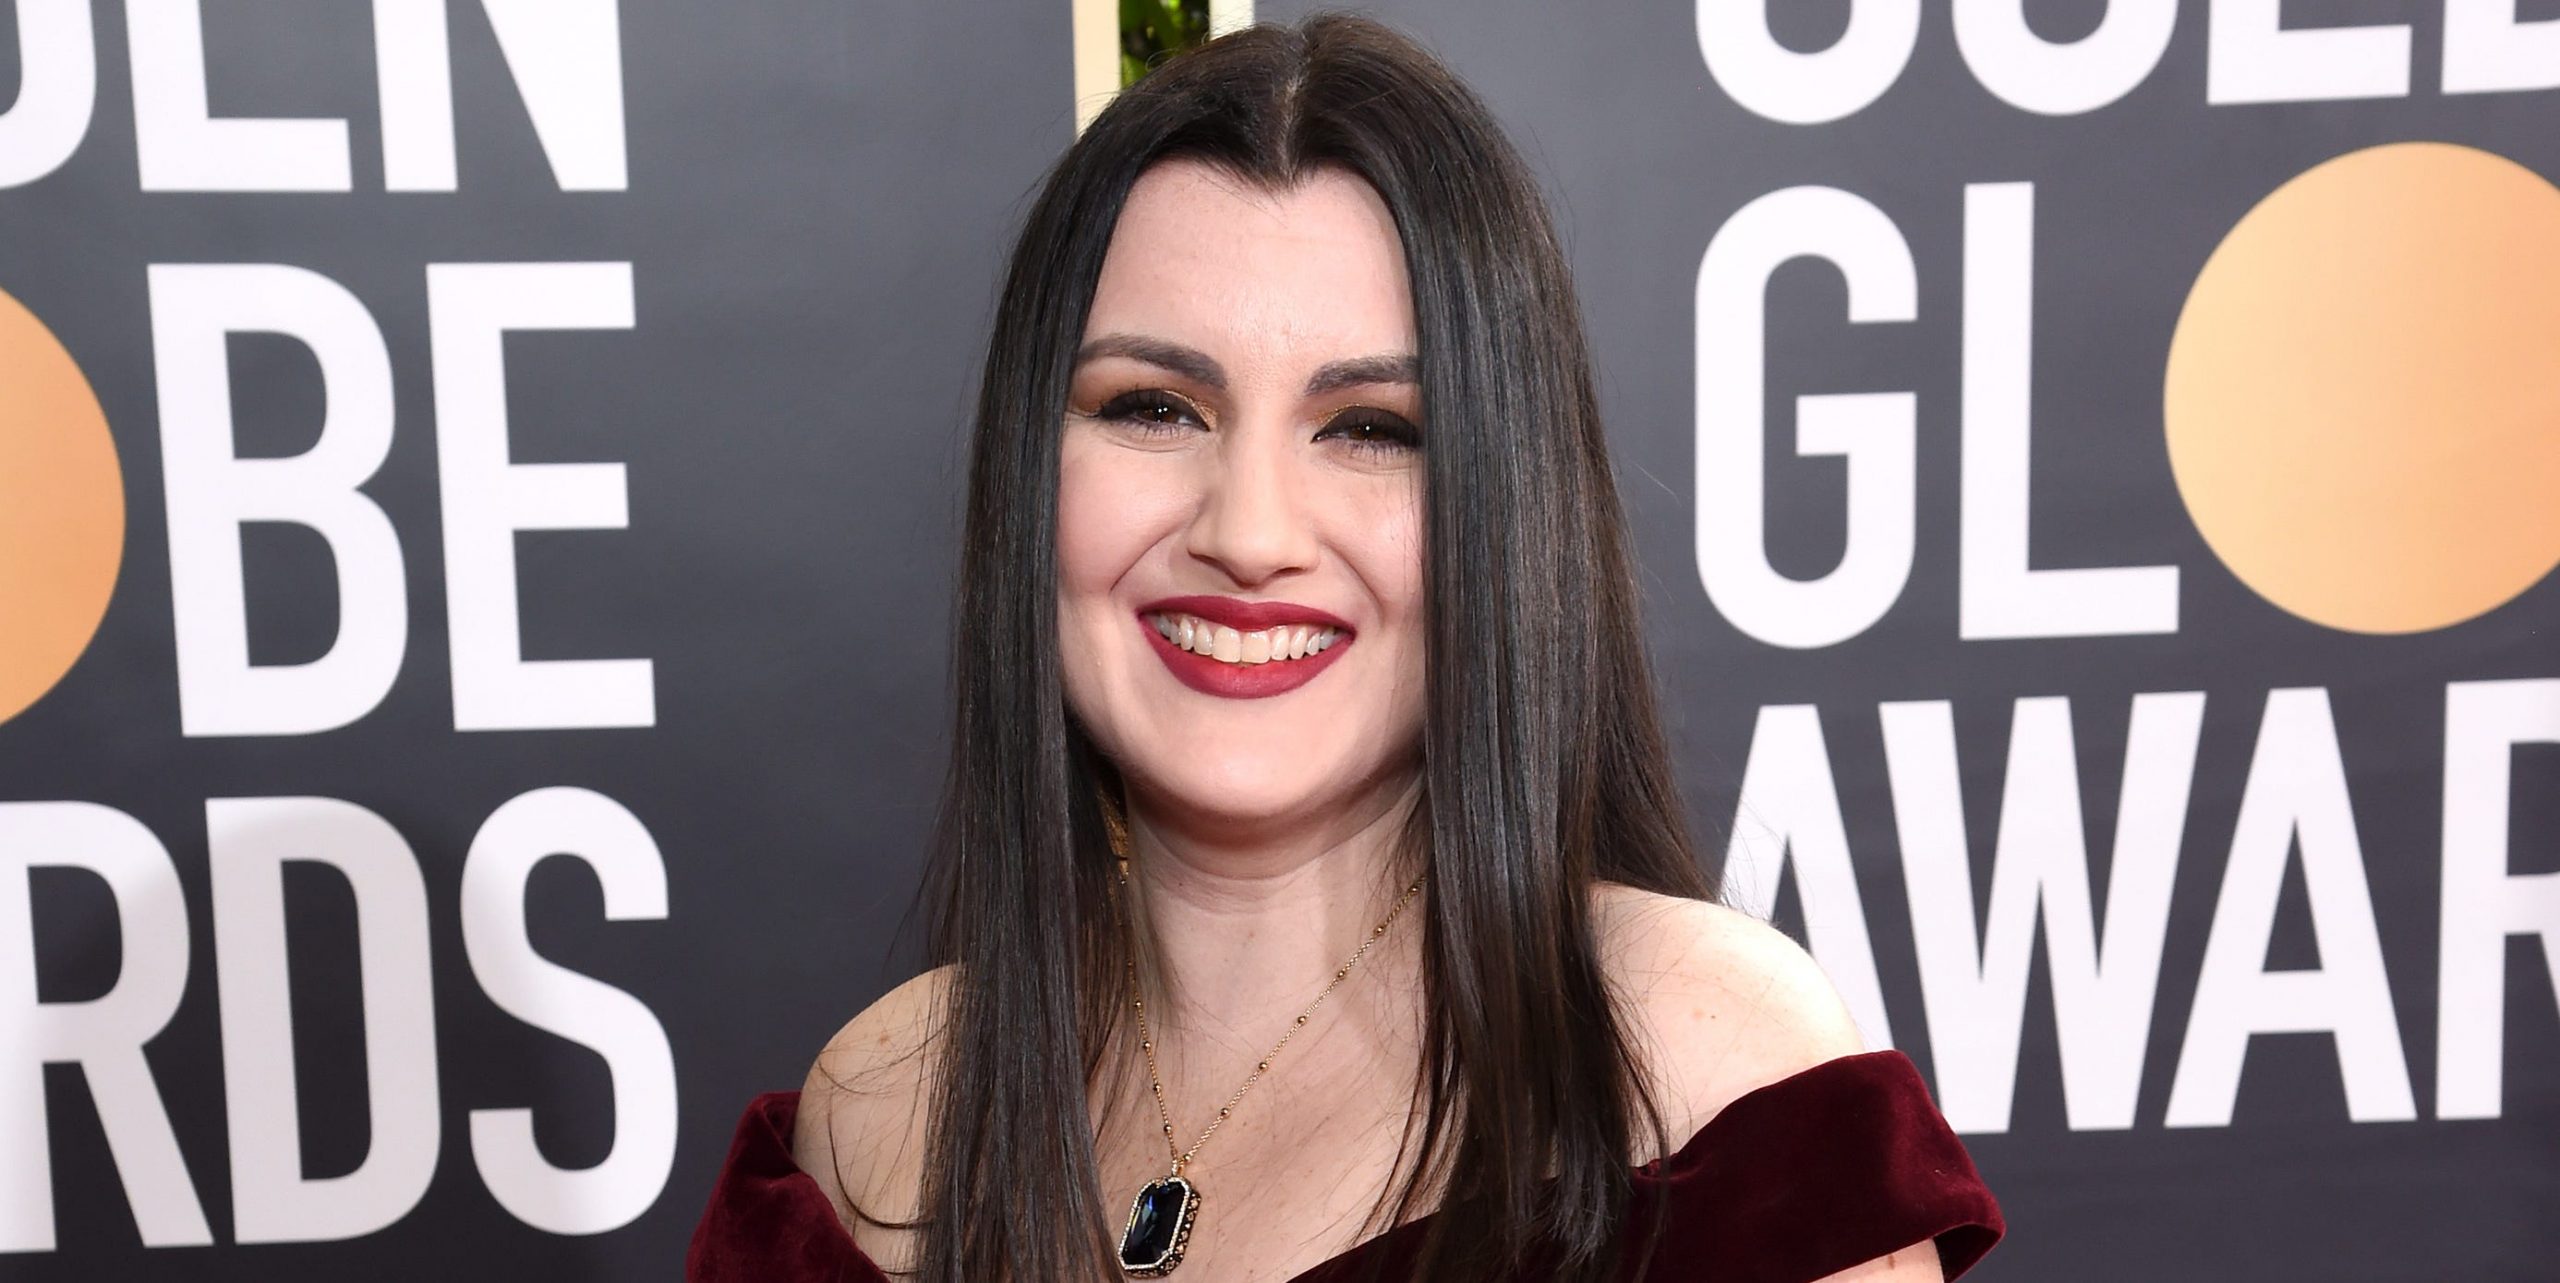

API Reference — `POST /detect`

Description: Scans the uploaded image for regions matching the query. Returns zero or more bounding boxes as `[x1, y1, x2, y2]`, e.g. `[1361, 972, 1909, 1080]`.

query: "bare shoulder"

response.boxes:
[1591, 883, 1867, 1149]
[789, 964, 952, 1263]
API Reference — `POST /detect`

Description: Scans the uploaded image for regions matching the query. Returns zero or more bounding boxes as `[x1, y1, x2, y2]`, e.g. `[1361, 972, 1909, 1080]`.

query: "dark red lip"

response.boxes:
[1134, 596, 1356, 700]
[1137, 595, 1355, 635]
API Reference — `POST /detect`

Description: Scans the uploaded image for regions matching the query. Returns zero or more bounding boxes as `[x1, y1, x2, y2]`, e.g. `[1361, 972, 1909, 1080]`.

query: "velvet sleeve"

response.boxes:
[685, 1092, 887, 1283]
[1620, 1048, 2005, 1281]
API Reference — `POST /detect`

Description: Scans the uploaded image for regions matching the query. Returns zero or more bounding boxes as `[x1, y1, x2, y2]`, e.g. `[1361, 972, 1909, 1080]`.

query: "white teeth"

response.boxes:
[1148, 613, 1340, 668]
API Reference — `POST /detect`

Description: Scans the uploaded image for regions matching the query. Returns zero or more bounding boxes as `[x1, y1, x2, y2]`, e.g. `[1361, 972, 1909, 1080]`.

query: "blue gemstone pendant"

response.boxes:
[1118, 1174, 1200, 1275]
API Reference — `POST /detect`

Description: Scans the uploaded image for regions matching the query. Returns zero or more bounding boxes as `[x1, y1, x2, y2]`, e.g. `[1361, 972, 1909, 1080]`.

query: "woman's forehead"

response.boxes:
[1086, 159, 1417, 374]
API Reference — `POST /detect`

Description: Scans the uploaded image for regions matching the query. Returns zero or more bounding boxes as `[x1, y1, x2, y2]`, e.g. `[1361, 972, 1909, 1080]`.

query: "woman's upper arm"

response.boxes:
[1596, 888, 1868, 1142]
[1600, 890, 1981, 1283]
[787, 966, 951, 1243]
[1814, 1236, 1946, 1282]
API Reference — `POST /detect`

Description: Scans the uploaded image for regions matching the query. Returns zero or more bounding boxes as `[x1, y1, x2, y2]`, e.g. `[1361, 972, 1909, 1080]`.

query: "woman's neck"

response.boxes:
[1121, 770, 1426, 1031]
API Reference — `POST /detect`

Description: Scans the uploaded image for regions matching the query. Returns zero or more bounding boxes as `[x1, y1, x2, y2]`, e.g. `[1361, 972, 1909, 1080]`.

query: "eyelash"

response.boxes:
[1090, 389, 1422, 457]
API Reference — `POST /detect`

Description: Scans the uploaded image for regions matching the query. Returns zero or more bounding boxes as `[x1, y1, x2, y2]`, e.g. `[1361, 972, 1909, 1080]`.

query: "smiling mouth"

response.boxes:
[1145, 610, 1342, 666]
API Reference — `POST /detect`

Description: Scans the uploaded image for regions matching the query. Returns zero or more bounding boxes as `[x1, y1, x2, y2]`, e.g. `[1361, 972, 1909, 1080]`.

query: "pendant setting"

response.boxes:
[1117, 1174, 1200, 1276]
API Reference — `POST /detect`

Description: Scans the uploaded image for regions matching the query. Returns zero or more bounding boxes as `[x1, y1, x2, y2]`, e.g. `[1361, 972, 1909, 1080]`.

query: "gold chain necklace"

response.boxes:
[1107, 851, 1425, 1277]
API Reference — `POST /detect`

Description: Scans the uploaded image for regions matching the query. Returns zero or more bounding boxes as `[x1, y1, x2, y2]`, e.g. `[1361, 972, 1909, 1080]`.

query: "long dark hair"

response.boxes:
[915, 12, 1710, 1279]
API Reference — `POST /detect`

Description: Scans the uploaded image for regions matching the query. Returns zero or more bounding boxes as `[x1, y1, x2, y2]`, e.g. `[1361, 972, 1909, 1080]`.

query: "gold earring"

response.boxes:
[1100, 789, 1131, 859]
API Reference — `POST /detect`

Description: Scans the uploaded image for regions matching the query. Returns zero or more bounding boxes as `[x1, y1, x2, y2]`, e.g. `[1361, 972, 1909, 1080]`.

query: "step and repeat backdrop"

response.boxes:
[2, 2, 2554, 1279]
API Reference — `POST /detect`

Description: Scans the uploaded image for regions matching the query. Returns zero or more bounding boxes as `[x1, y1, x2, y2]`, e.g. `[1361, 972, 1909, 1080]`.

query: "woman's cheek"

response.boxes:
[1055, 441, 1127, 730]
[1062, 431, 1194, 564]
[1356, 487, 1426, 626]
[1055, 439, 1118, 592]
[1364, 491, 1429, 737]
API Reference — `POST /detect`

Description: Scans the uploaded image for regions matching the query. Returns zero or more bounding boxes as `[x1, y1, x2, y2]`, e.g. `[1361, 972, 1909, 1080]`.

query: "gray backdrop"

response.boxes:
[3, 2, 2555, 1279]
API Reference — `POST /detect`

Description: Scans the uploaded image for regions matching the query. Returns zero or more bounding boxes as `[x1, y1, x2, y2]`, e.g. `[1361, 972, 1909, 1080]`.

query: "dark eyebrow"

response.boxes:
[1074, 333, 1419, 398]
[1075, 334, 1226, 389]
[1303, 352, 1420, 397]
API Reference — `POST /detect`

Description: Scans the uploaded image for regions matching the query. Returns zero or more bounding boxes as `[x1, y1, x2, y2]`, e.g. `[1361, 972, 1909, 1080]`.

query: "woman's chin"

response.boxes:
[1128, 759, 1383, 836]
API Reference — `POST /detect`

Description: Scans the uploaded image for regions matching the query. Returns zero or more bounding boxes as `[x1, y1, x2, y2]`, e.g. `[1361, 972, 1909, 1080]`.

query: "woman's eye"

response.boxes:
[1094, 389, 1204, 432]
[1317, 410, 1422, 456]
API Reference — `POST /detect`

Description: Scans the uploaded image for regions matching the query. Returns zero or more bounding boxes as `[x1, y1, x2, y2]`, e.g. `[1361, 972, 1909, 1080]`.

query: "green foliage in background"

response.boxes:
[1122, 0, 1211, 87]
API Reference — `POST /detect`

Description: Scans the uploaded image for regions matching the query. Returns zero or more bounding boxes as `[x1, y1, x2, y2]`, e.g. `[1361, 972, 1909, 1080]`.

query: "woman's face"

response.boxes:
[1058, 158, 1427, 841]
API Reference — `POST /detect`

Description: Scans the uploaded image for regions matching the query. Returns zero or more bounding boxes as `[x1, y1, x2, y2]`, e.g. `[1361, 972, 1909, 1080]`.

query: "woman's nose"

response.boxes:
[1183, 423, 1319, 588]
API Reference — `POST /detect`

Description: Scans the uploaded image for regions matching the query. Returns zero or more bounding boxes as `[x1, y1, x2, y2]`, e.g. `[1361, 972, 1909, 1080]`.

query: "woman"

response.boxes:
[690, 13, 2001, 1282]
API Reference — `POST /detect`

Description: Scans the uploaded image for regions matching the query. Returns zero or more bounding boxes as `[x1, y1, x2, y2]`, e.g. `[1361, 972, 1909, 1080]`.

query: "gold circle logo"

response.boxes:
[0, 285, 123, 726]
[2165, 142, 2560, 634]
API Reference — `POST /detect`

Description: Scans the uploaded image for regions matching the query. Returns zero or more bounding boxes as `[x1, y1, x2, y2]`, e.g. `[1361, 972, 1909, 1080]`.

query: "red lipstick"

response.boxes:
[1134, 596, 1356, 700]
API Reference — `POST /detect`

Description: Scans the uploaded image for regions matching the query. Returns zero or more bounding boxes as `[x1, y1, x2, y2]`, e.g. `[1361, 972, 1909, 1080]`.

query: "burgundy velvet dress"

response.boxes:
[686, 1048, 2003, 1282]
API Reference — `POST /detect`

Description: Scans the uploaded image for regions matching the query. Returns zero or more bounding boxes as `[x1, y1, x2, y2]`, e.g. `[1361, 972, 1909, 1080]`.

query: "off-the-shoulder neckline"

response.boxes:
[766, 1047, 1921, 1283]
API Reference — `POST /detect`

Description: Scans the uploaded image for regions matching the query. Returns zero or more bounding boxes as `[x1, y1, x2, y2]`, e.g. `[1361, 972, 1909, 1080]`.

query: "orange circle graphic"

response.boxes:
[0, 286, 123, 725]
[2165, 142, 2560, 634]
